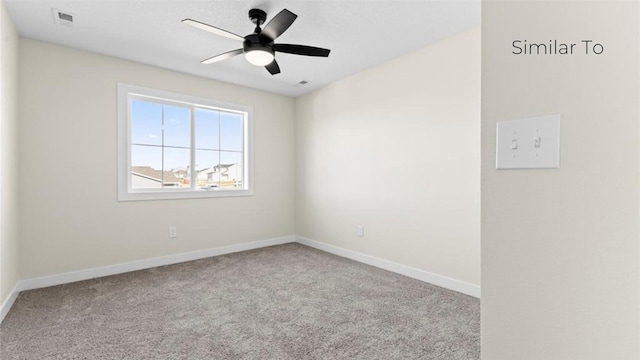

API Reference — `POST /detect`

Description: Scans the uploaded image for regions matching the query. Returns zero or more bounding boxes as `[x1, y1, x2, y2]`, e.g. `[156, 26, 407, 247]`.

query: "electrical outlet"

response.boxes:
[357, 225, 364, 237]
[169, 226, 177, 238]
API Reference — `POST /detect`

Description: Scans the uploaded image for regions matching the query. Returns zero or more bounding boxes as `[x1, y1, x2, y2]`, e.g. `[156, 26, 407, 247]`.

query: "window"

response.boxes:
[117, 83, 252, 201]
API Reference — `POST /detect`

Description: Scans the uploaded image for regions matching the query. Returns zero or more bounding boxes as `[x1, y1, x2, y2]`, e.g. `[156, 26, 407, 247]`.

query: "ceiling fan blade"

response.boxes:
[261, 9, 297, 41]
[182, 19, 244, 42]
[201, 49, 243, 64]
[273, 44, 330, 57]
[265, 60, 281, 75]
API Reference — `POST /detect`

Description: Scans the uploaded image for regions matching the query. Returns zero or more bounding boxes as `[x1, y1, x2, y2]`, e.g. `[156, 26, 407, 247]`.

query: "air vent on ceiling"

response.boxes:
[52, 8, 74, 27]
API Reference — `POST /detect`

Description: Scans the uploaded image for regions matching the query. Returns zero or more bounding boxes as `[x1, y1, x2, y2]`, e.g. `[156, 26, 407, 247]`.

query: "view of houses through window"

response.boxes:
[130, 99, 245, 191]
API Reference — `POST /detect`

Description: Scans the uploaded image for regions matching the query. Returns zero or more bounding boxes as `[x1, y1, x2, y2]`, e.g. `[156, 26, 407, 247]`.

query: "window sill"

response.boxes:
[118, 189, 254, 201]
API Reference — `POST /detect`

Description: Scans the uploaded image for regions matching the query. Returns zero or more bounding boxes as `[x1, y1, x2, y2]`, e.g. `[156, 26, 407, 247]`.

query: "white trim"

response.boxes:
[296, 236, 481, 298]
[0, 283, 20, 324]
[17, 236, 294, 293]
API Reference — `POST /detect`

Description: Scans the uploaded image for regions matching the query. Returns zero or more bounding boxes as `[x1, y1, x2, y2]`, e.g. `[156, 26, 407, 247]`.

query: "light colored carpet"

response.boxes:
[0, 243, 479, 359]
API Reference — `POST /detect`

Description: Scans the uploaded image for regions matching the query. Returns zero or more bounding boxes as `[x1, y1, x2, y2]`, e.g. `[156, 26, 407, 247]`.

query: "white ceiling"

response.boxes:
[4, 0, 480, 97]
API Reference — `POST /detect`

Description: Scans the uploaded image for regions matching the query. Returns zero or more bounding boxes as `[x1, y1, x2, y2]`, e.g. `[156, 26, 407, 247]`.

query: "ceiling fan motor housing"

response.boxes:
[243, 34, 274, 54]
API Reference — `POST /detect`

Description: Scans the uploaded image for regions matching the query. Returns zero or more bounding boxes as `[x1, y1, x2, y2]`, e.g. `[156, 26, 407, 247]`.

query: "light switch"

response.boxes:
[496, 114, 560, 169]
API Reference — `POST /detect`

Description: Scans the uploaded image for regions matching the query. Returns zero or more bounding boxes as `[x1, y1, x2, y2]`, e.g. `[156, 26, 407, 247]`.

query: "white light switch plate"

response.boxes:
[496, 114, 560, 169]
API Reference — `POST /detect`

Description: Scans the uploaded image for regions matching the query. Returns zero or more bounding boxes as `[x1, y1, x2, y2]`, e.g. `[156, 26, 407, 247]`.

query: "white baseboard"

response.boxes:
[0, 236, 290, 324]
[0, 283, 20, 324]
[15, 235, 295, 294]
[296, 236, 480, 298]
[1, 233, 480, 324]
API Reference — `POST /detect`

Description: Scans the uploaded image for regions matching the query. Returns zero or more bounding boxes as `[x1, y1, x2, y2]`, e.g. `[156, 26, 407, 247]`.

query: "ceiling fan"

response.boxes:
[182, 8, 331, 75]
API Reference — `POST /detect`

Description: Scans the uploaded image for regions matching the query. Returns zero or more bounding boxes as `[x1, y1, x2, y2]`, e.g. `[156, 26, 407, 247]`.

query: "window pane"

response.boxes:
[131, 100, 162, 146]
[195, 108, 219, 150]
[195, 150, 220, 190]
[220, 151, 243, 189]
[220, 112, 243, 151]
[163, 148, 190, 188]
[164, 105, 190, 148]
[119, 84, 252, 200]
[131, 145, 162, 189]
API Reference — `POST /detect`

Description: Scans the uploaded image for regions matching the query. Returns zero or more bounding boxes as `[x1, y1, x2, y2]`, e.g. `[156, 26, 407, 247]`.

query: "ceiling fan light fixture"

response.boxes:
[244, 49, 274, 66]
[184, 8, 330, 75]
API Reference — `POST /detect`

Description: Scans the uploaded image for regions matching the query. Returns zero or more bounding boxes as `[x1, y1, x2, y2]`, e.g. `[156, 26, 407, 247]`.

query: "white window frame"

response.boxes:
[117, 83, 253, 201]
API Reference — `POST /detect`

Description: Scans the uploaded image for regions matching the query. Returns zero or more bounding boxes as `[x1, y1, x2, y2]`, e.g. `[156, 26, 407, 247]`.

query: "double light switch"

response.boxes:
[496, 114, 560, 169]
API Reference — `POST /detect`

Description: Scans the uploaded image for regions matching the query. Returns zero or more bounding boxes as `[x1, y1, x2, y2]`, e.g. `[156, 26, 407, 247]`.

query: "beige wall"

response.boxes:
[482, 1, 639, 359]
[295, 27, 480, 286]
[0, 1, 20, 307]
[18, 39, 295, 279]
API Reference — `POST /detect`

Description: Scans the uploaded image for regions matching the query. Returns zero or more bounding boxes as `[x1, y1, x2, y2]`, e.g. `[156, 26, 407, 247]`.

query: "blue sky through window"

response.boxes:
[131, 99, 244, 171]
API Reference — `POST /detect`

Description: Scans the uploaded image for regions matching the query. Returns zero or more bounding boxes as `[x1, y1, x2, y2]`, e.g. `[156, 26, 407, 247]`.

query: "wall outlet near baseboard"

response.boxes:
[357, 225, 364, 237]
[169, 226, 177, 238]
